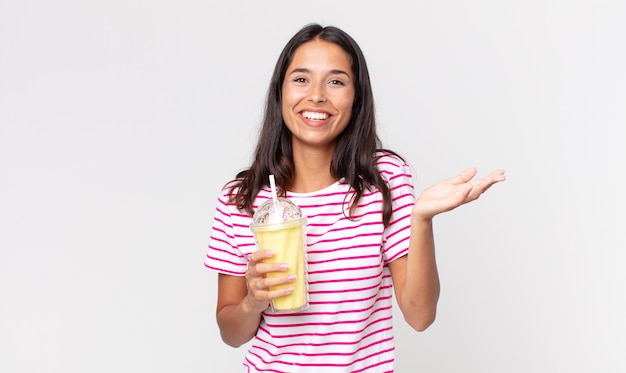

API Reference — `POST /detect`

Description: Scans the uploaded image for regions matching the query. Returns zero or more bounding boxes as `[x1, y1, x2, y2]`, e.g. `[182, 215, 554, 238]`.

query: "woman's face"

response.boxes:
[281, 39, 356, 152]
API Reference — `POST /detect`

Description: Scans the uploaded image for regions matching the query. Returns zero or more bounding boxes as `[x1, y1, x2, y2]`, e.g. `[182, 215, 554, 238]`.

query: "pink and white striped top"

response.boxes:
[205, 153, 416, 372]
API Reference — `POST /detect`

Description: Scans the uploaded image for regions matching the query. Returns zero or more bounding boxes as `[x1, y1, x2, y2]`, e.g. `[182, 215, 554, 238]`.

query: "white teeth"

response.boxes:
[302, 111, 329, 120]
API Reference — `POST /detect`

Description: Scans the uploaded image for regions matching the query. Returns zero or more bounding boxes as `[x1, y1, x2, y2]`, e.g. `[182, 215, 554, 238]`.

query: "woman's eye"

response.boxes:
[293, 77, 307, 83]
[329, 79, 345, 86]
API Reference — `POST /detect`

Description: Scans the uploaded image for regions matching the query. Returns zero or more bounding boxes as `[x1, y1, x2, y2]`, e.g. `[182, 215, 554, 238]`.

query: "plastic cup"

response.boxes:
[250, 197, 308, 313]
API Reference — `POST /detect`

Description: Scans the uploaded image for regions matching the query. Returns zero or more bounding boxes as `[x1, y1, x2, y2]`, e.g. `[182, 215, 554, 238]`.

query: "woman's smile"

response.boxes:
[298, 110, 332, 127]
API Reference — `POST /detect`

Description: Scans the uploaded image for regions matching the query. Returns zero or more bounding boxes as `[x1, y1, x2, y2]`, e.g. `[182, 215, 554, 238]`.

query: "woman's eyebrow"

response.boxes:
[287, 67, 351, 77]
[329, 69, 351, 77]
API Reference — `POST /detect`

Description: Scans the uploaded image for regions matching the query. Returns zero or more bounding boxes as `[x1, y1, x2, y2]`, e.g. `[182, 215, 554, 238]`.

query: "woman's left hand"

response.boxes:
[412, 168, 506, 220]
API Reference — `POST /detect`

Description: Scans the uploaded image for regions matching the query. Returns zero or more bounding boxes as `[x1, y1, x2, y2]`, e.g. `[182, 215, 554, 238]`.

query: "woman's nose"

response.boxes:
[308, 83, 327, 103]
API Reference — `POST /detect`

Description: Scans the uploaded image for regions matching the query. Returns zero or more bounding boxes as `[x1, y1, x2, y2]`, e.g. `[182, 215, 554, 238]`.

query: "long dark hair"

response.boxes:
[229, 23, 399, 226]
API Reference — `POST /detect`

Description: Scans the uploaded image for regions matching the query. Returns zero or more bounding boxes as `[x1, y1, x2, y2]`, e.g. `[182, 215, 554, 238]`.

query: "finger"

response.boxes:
[249, 278, 266, 292]
[267, 286, 294, 299]
[255, 277, 270, 291]
[248, 262, 289, 280]
[250, 275, 295, 301]
[479, 170, 506, 188]
[250, 249, 275, 263]
[248, 276, 274, 294]
[467, 172, 506, 200]
[456, 167, 478, 183]
[266, 276, 297, 300]
[467, 184, 492, 201]
[485, 169, 506, 182]
[264, 274, 296, 290]
[247, 250, 274, 275]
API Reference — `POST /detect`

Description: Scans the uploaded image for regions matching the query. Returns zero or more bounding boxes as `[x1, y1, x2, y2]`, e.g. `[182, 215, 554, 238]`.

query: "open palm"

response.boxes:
[413, 168, 506, 220]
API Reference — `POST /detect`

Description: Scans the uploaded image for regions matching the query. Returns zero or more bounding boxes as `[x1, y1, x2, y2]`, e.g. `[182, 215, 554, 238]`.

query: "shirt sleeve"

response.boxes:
[379, 155, 416, 264]
[204, 192, 249, 276]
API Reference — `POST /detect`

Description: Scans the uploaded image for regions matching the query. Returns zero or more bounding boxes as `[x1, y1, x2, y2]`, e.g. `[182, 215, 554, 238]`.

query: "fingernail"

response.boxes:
[280, 263, 288, 270]
[287, 274, 296, 281]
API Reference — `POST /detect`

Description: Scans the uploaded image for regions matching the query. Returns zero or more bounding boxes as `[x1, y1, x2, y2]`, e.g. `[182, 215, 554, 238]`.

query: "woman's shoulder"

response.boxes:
[374, 150, 410, 171]
[374, 150, 416, 191]
[215, 178, 243, 202]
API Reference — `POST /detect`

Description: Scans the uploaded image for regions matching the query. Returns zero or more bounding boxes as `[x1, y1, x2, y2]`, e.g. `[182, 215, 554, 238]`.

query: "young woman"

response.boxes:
[205, 23, 505, 372]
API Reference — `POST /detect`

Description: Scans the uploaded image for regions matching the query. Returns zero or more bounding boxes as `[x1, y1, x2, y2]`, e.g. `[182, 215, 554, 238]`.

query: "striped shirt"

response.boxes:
[205, 153, 415, 372]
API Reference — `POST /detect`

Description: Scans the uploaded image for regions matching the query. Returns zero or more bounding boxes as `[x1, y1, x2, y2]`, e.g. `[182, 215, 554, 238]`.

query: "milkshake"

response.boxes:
[251, 197, 308, 313]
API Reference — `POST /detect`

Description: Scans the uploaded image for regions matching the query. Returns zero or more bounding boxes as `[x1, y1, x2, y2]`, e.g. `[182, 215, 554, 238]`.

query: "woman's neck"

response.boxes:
[289, 144, 336, 193]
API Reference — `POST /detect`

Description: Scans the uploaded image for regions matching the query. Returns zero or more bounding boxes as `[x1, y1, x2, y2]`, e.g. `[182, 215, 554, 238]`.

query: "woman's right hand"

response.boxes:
[244, 250, 295, 313]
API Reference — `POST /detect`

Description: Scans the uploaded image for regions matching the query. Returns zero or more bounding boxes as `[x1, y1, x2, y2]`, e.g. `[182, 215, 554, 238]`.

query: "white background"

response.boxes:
[1, 1, 625, 372]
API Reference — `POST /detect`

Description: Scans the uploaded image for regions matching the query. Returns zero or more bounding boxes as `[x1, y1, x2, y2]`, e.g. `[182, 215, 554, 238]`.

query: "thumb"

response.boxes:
[458, 167, 478, 183]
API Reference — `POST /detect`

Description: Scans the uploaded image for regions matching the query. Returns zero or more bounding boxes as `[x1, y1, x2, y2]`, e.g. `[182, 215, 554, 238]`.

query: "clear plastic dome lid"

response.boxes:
[252, 197, 304, 225]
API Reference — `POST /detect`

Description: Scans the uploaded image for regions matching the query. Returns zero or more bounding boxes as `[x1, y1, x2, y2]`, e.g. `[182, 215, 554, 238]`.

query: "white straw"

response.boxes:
[269, 174, 279, 205]
[268, 174, 280, 222]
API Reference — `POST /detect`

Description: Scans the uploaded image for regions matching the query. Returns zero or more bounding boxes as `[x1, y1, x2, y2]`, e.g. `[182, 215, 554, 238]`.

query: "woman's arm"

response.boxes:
[216, 250, 295, 347]
[389, 218, 439, 331]
[216, 274, 263, 347]
[390, 168, 505, 331]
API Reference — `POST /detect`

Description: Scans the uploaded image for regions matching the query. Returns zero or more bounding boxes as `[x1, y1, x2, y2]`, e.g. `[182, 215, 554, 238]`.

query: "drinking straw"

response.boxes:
[269, 174, 279, 205]
[269, 174, 280, 221]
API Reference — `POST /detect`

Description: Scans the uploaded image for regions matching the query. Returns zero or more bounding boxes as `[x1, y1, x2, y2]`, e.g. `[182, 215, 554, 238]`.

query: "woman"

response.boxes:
[205, 23, 505, 372]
